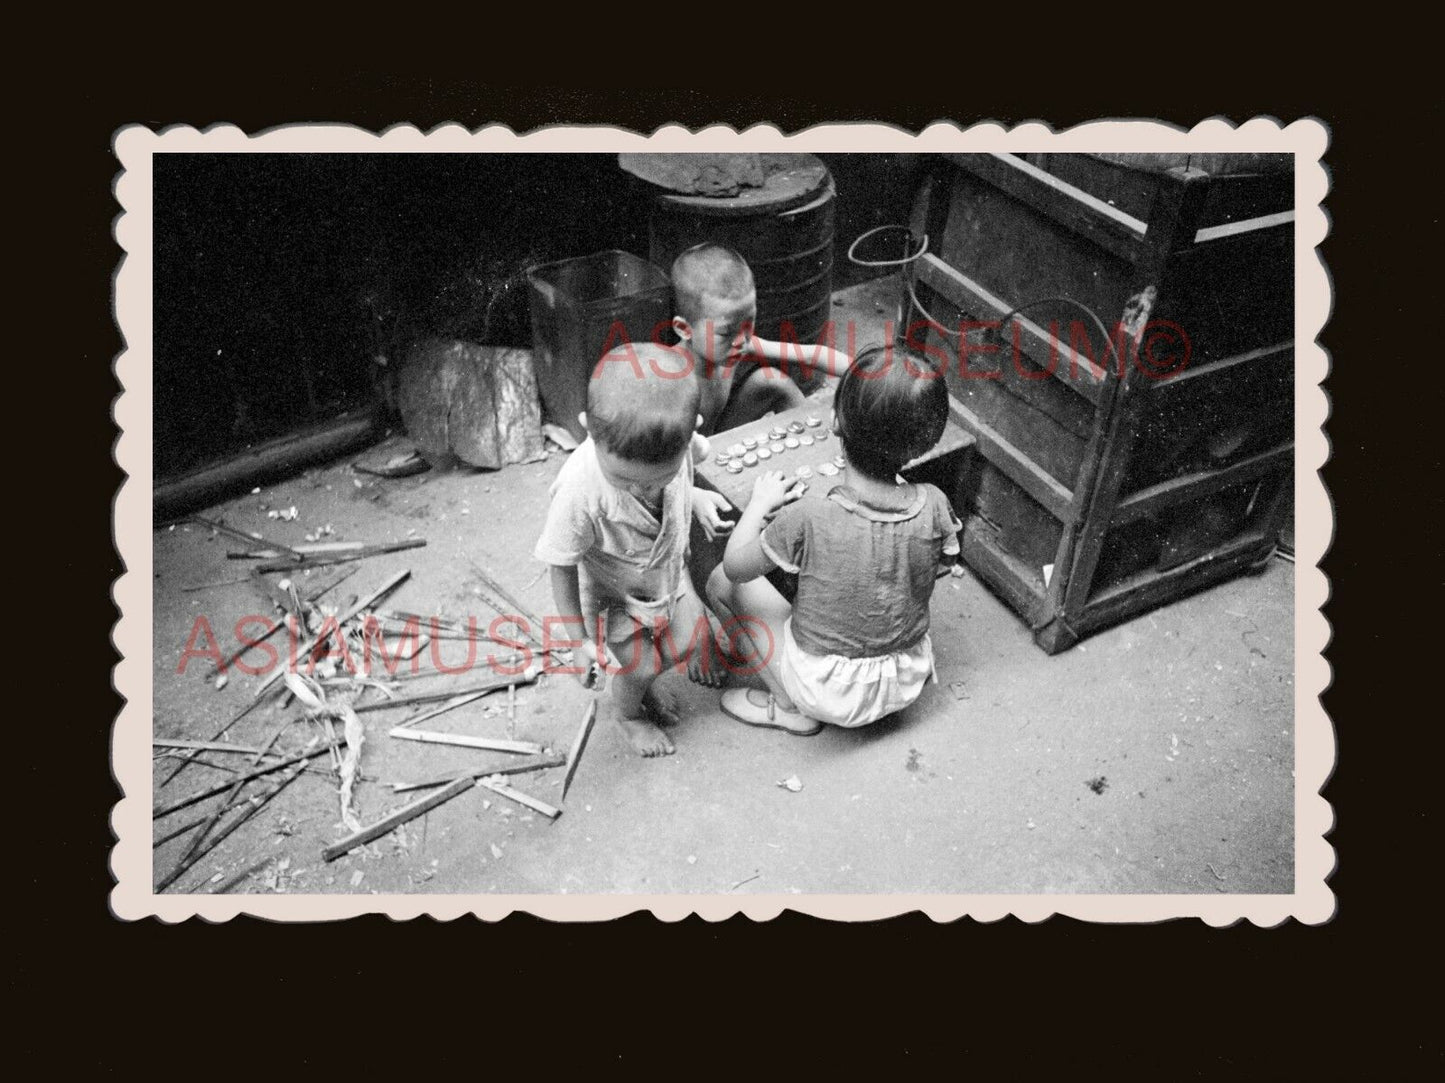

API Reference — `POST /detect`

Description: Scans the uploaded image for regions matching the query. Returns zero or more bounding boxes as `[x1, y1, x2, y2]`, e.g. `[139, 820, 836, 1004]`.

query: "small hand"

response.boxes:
[749, 470, 807, 515]
[730, 330, 766, 363]
[576, 639, 615, 690]
[692, 488, 735, 541]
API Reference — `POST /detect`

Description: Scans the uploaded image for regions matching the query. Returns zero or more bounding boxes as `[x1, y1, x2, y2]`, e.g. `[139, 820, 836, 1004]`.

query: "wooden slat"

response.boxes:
[948, 397, 1073, 521]
[1193, 210, 1294, 244]
[1148, 341, 1293, 395]
[916, 254, 1108, 402]
[388, 728, 544, 756]
[959, 518, 1046, 625]
[323, 776, 476, 862]
[1111, 444, 1294, 527]
[1077, 531, 1274, 635]
[1059, 171, 1211, 623]
[946, 153, 1151, 264]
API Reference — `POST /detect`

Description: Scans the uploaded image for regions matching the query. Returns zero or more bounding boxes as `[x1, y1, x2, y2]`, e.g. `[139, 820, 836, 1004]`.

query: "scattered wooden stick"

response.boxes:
[323, 776, 475, 862]
[153, 739, 275, 756]
[396, 688, 495, 730]
[227, 540, 373, 559]
[153, 814, 208, 848]
[207, 566, 358, 679]
[388, 728, 544, 755]
[189, 515, 305, 562]
[181, 574, 255, 592]
[478, 777, 561, 820]
[158, 751, 312, 892]
[467, 558, 547, 634]
[153, 744, 332, 819]
[158, 697, 266, 787]
[254, 539, 426, 574]
[389, 753, 566, 794]
[253, 569, 411, 699]
[561, 699, 598, 801]
[350, 664, 540, 714]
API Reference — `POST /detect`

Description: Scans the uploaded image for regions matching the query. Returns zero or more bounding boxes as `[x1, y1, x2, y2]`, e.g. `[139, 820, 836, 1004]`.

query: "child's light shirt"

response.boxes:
[533, 436, 702, 637]
[760, 481, 962, 658]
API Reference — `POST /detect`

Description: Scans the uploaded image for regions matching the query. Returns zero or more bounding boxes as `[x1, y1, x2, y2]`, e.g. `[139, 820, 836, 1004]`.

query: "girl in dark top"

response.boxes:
[706, 344, 962, 733]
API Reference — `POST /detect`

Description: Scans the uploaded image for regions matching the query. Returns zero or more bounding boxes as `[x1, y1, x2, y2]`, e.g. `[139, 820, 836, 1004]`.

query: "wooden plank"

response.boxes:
[478, 778, 562, 820]
[1077, 531, 1273, 634]
[1193, 210, 1294, 244]
[1148, 341, 1293, 396]
[945, 153, 1151, 264]
[958, 518, 1046, 625]
[948, 397, 1073, 520]
[323, 776, 476, 862]
[388, 728, 544, 756]
[916, 254, 1110, 401]
[153, 739, 273, 756]
[1111, 444, 1294, 527]
[1193, 169, 1294, 232]
[353, 665, 540, 714]
[561, 699, 599, 801]
[1059, 169, 1212, 622]
[390, 754, 567, 794]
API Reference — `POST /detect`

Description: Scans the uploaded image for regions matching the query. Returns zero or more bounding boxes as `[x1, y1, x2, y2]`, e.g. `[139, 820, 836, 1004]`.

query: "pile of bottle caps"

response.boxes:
[713, 414, 846, 478]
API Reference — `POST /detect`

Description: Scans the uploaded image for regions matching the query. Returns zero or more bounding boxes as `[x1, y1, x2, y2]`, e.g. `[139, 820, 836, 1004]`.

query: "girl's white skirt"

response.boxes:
[778, 619, 936, 728]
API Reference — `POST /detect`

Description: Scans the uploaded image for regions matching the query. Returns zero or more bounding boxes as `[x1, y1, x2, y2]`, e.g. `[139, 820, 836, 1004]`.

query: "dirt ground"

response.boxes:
[149, 278, 1295, 896]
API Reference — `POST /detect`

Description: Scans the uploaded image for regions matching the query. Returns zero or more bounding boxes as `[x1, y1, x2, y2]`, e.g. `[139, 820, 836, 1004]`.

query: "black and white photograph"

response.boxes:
[113, 123, 1331, 920]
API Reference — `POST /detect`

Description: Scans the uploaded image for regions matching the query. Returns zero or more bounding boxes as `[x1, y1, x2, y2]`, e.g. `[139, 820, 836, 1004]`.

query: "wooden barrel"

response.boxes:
[647, 158, 835, 347]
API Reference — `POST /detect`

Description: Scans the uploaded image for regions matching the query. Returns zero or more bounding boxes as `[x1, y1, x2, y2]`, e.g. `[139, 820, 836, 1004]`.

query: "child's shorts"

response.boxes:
[777, 619, 935, 728]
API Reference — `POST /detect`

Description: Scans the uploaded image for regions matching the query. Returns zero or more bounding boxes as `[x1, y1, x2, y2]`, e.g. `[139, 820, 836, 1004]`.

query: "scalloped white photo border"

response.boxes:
[112, 119, 1332, 924]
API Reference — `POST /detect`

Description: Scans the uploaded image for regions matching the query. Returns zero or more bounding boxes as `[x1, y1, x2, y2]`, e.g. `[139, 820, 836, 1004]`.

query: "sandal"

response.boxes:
[720, 688, 823, 736]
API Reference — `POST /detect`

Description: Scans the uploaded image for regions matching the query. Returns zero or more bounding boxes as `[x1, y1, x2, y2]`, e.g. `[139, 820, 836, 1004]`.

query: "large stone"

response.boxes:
[395, 341, 546, 470]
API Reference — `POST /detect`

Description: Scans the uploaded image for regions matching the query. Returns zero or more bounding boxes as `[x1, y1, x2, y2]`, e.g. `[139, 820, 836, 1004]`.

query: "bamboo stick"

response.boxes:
[189, 515, 305, 562]
[157, 754, 311, 892]
[478, 778, 561, 820]
[153, 744, 331, 819]
[254, 539, 426, 574]
[561, 699, 598, 801]
[388, 729, 543, 755]
[389, 754, 566, 794]
[322, 776, 476, 863]
[253, 569, 411, 699]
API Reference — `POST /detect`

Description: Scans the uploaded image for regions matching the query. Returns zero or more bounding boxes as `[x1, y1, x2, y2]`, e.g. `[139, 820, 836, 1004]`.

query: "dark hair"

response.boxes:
[670, 243, 755, 328]
[835, 344, 948, 481]
[587, 344, 701, 464]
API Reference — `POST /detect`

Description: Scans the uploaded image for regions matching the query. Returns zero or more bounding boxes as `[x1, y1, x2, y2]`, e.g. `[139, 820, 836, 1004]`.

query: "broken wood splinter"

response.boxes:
[388, 728, 544, 755]
[478, 777, 561, 820]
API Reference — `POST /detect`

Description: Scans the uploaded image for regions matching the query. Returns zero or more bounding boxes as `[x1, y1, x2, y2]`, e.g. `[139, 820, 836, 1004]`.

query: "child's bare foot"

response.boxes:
[689, 615, 731, 689]
[673, 590, 728, 688]
[643, 682, 682, 727]
[617, 713, 675, 757]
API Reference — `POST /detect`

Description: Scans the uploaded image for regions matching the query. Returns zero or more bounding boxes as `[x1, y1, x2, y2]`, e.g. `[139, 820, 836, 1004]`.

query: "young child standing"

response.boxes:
[706, 344, 962, 733]
[534, 343, 720, 757]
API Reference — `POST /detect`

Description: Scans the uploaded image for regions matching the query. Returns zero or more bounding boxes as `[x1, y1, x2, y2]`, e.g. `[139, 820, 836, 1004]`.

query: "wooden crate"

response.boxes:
[909, 153, 1294, 653]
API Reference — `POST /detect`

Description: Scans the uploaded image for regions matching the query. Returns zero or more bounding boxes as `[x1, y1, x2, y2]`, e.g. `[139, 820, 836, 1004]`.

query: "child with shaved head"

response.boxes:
[670, 242, 854, 541]
[534, 342, 723, 757]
